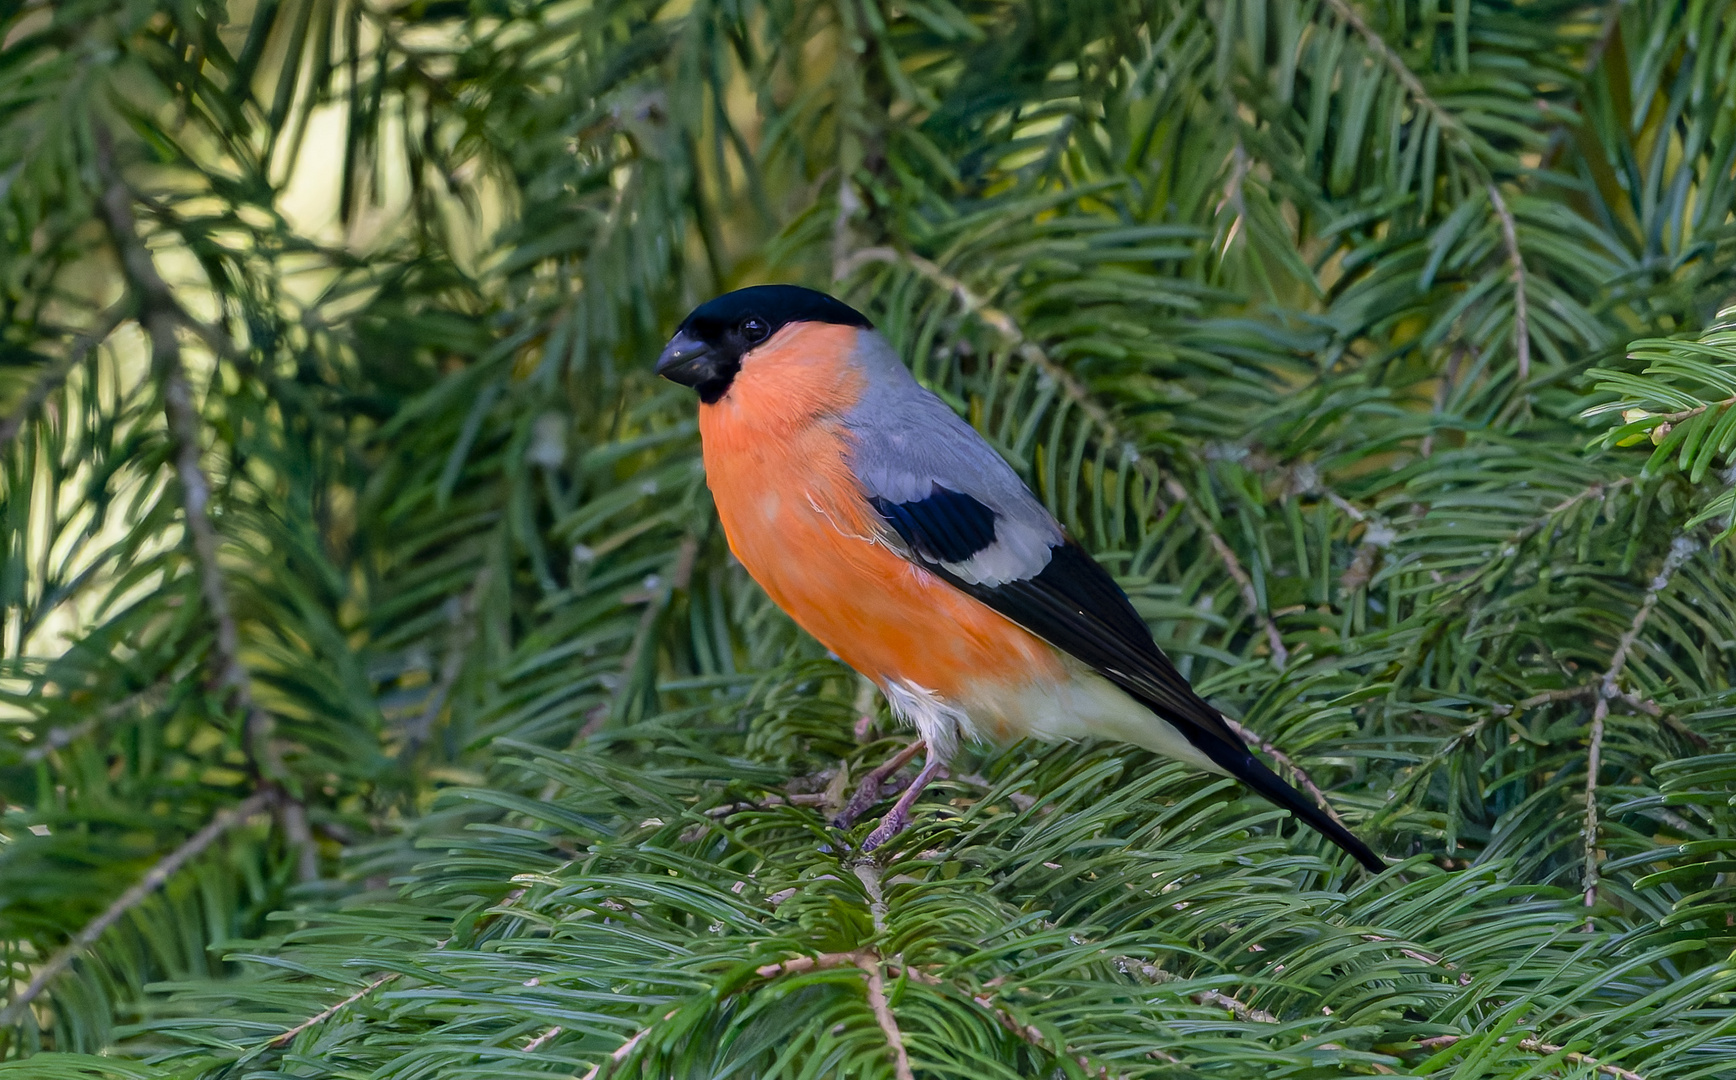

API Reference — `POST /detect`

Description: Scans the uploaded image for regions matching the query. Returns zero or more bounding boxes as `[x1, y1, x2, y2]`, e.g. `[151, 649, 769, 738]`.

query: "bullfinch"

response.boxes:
[657, 284, 1383, 871]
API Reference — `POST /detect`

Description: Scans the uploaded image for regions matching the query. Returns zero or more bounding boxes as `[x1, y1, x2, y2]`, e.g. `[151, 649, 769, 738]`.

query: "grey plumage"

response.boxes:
[841, 331, 1061, 587]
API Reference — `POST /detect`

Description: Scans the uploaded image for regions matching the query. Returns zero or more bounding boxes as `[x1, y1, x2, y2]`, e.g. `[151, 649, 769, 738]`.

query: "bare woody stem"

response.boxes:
[1582, 536, 1697, 919]
[268, 973, 400, 1048]
[1219, 715, 1348, 826]
[0, 791, 274, 1029]
[89, 126, 290, 794]
[1320, 0, 1529, 382]
[1485, 182, 1531, 381]
[1416, 1034, 1647, 1080]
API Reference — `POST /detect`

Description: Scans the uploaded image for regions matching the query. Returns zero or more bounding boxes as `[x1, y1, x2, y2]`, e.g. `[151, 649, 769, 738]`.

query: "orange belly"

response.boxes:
[696, 326, 1062, 734]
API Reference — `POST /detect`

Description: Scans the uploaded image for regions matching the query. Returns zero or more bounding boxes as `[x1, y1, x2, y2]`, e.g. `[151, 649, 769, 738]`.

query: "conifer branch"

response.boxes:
[755, 951, 1127, 1079]
[1320, 0, 1532, 380]
[90, 126, 289, 791]
[1321, 0, 1468, 147]
[0, 790, 274, 1028]
[267, 972, 400, 1049]
[1416, 1035, 1647, 1080]
[522, 1025, 561, 1051]
[578, 1023, 656, 1080]
[1582, 535, 1697, 916]
[1164, 478, 1290, 667]
[860, 955, 915, 1080]
[1219, 715, 1346, 824]
[1486, 182, 1531, 381]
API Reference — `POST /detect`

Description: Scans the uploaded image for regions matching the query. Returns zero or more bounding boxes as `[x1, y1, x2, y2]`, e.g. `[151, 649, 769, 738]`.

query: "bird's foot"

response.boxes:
[857, 759, 948, 853]
[831, 739, 926, 829]
[859, 806, 916, 852]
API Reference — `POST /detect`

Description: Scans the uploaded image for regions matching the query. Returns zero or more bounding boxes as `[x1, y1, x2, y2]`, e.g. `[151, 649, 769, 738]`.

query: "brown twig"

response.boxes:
[259, 871, 555, 1054]
[1583, 535, 1697, 918]
[0, 791, 274, 1028]
[1515, 686, 1703, 748]
[579, 1018, 668, 1080]
[268, 972, 400, 1049]
[0, 302, 130, 454]
[523, 1025, 562, 1052]
[91, 127, 288, 791]
[1321, 0, 1536, 386]
[1485, 183, 1531, 381]
[1416, 1034, 1646, 1080]
[22, 685, 170, 764]
[756, 951, 1127, 1080]
[852, 858, 891, 936]
[1322, 0, 1469, 147]
[860, 956, 915, 1080]
[1220, 716, 1346, 825]
[704, 792, 830, 817]
[1161, 479, 1288, 666]
[1195, 988, 1280, 1024]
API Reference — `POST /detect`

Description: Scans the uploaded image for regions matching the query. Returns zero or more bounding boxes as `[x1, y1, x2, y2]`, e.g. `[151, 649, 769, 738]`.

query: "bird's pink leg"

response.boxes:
[859, 751, 949, 852]
[833, 739, 926, 829]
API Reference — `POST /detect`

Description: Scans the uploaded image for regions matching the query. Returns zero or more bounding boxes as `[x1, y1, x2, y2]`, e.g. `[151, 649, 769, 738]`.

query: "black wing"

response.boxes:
[871, 487, 1385, 873]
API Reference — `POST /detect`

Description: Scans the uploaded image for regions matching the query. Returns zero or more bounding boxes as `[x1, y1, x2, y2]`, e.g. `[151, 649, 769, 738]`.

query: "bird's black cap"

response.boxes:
[656, 285, 872, 403]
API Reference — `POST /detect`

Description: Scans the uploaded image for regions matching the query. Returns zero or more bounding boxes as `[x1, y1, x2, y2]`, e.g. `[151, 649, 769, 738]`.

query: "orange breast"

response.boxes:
[698, 323, 1061, 732]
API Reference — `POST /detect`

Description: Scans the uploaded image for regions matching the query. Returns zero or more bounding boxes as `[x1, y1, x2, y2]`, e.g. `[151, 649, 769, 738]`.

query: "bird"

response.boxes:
[656, 283, 1384, 872]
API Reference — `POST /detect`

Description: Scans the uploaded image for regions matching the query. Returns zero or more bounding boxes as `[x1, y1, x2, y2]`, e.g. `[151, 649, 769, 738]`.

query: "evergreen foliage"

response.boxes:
[2, 0, 1735, 1075]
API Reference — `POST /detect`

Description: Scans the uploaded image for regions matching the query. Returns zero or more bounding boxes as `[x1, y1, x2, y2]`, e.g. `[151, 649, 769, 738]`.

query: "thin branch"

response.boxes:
[756, 952, 1126, 1080]
[91, 127, 287, 787]
[579, 1024, 656, 1080]
[0, 302, 130, 454]
[1629, 394, 1736, 427]
[1416, 1034, 1647, 1080]
[1515, 686, 1704, 748]
[23, 685, 169, 764]
[1220, 715, 1346, 825]
[1164, 479, 1289, 667]
[268, 972, 399, 1048]
[1321, 0, 1469, 147]
[1486, 183, 1531, 381]
[704, 791, 830, 817]
[1319, 0, 1535, 386]
[852, 858, 890, 936]
[860, 956, 915, 1080]
[258, 869, 559, 1054]
[1120, 960, 1282, 1025]
[1195, 988, 1279, 1024]
[0, 791, 274, 1028]
[1583, 535, 1698, 916]
[523, 1025, 561, 1051]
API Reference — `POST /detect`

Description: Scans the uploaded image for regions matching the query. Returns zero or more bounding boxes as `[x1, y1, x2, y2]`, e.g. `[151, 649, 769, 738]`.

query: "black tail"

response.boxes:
[1202, 742, 1386, 873]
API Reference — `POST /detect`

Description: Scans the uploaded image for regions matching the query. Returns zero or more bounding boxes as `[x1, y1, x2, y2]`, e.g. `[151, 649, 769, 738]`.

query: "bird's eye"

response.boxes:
[740, 317, 770, 344]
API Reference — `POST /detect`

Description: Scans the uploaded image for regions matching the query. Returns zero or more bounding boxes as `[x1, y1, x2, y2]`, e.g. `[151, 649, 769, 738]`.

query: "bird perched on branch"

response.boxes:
[657, 284, 1384, 872]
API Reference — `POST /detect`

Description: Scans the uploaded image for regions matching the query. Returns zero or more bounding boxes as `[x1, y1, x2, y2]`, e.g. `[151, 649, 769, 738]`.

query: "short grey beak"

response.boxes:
[656, 330, 714, 387]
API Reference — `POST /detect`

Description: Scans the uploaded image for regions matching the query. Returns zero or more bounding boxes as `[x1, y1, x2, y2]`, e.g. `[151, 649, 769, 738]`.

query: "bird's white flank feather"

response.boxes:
[881, 677, 979, 762]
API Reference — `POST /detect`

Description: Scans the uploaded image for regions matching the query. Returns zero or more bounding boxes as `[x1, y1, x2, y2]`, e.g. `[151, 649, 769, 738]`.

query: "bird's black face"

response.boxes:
[657, 285, 872, 404]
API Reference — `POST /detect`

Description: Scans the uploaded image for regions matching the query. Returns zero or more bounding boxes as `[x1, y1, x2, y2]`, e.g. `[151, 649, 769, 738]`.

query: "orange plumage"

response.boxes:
[699, 322, 1061, 739]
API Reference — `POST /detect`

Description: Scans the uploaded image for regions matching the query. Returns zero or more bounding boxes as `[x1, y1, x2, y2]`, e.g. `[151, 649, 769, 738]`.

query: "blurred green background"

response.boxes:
[2, 0, 1736, 1076]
